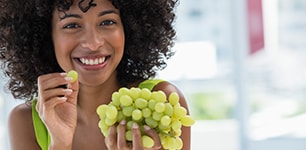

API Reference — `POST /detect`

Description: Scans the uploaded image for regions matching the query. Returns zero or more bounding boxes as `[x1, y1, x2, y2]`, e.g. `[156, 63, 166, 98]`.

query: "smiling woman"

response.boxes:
[0, 0, 192, 150]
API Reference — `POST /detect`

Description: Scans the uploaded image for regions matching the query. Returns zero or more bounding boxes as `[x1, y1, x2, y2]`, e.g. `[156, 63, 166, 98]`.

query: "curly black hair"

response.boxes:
[0, 0, 178, 101]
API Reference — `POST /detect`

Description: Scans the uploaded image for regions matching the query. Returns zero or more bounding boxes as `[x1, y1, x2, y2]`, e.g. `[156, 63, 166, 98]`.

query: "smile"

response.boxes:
[79, 57, 106, 65]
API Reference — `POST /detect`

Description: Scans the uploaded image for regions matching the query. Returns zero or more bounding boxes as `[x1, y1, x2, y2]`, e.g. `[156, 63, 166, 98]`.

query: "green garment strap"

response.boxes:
[138, 79, 165, 91]
[32, 99, 50, 150]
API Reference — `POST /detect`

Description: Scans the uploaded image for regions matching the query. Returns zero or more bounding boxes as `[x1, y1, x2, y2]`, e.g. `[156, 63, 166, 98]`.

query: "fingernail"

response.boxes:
[132, 123, 139, 129]
[59, 96, 67, 101]
[65, 77, 72, 81]
[144, 125, 151, 131]
[60, 72, 67, 76]
[65, 89, 73, 94]
[120, 119, 126, 125]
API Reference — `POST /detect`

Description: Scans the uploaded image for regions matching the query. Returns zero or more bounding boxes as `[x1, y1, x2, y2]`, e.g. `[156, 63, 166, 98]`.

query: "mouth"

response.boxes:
[78, 56, 107, 66]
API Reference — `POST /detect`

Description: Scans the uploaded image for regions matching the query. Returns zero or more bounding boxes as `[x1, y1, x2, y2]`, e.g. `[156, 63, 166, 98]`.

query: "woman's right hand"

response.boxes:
[36, 72, 79, 149]
[105, 120, 163, 150]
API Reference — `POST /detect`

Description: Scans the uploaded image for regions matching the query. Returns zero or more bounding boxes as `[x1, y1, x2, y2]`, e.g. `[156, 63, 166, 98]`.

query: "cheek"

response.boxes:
[116, 35, 125, 62]
[53, 36, 75, 69]
[112, 29, 125, 54]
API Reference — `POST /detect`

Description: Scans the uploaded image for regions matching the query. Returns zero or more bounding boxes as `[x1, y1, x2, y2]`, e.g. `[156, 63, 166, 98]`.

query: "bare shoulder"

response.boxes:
[8, 103, 40, 150]
[8, 103, 33, 130]
[152, 81, 181, 95]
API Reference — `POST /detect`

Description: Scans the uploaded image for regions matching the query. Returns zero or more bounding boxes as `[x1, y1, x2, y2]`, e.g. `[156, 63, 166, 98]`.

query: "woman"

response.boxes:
[0, 0, 191, 149]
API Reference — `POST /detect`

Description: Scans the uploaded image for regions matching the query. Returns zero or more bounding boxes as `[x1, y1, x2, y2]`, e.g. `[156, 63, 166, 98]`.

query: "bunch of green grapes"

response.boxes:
[96, 87, 195, 150]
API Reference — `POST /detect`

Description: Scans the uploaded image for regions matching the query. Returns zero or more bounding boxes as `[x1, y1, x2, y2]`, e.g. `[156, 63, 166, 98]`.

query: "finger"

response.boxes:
[117, 120, 128, 149]
[39, 88, 73, 102]
[42, 97, 67, 110]
[105, 125, 117, 150]
[37, 73, 68, 91]
[144, 125, 162, 149]
[37, 72, 70, 110]
[36, 96, 67, 118]
[36, 88, 73, 113]
[132, 123, 143, 150]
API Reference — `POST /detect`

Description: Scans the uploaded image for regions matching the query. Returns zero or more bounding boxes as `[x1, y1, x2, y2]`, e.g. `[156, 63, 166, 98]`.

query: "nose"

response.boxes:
[80, 28, 104, 51]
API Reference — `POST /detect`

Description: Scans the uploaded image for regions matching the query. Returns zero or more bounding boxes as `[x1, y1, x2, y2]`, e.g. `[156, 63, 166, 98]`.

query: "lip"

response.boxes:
[74, 55, 109, 70]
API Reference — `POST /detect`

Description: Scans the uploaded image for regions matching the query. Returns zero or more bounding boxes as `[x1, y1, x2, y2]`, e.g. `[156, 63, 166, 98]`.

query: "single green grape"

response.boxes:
[105, 117, 116, 126]
[111, 92, 121, 106]
[160, 115, 171, 126]
[155, 102, 166, 113]
[122, 105, 135, 117]
[98, 120, 107, 129]
[175, 136, 183, 149]
[142, 135, 154, 148]
[67, 70, 78, 83]
[171, 119, 182, 131]
[96, 104, 108, 119]
[164, 103, 173, 116]
[126, 130, 133, 141]
[135, 98, 148, 109]
[129, 87, 141, 99]
[100, 127, 109, 137]
[120, 95, 133, 106]
[106, 105, 118, 120]
[180, 115, 195, 126]
[139, 88, 152, 99]
[142, 108, 151, 118]
[118, 87, 130, 95]
[145, 117, 158, 128]
[169, 92, 180, 105]
[132, 109, 142, 121]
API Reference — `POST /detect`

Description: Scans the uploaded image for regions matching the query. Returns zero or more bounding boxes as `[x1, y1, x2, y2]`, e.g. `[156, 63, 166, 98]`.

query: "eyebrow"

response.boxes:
[98, 10, 119, 16]
[60, 10, 119, 20]
[60, 14, 81, 20]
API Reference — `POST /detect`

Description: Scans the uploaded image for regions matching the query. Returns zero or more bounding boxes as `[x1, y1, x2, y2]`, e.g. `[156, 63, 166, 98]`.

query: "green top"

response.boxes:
[32, 79, 165, 150]
[32, 100, 51, 150]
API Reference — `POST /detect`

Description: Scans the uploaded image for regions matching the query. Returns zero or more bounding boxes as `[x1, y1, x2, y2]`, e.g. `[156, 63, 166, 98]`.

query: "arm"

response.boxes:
[153, 81, 192, 150]
[8, 103, 41, 150]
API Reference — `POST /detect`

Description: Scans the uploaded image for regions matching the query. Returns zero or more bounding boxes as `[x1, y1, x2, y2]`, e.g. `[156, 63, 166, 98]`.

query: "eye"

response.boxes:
[100, 20, 116, 26]
[63, 23, 80, 29]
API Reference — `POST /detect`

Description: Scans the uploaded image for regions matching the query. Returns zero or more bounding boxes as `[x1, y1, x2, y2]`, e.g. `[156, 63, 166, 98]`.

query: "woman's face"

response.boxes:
[52, 0, 125, 85]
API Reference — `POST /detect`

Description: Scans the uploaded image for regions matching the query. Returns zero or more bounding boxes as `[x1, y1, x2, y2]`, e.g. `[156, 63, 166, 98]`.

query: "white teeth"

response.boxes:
[80, 57, 106, 65]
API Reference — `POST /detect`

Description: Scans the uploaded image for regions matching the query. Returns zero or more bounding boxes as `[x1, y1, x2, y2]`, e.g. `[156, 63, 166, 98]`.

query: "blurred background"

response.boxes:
[1, 0, 306, 149]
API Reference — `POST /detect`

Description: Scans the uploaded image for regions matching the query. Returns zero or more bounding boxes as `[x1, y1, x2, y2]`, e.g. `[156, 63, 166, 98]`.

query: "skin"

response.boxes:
[8, 0, 191, 150]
